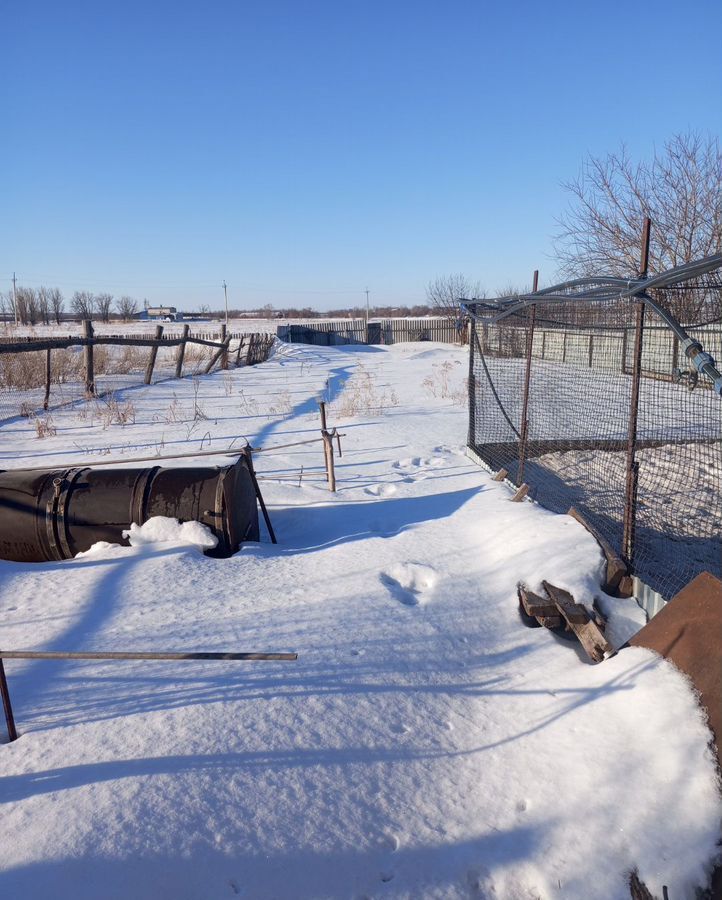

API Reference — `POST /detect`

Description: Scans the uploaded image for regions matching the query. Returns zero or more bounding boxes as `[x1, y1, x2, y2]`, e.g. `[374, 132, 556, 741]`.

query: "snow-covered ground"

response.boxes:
[0, 342, 720, 899]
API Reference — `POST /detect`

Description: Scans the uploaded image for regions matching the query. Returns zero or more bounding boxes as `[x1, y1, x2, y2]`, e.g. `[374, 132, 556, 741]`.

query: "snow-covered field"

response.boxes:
[0, 342, 720, 899]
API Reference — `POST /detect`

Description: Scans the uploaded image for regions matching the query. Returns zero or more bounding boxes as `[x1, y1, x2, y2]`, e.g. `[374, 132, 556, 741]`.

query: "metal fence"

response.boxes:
[277, 317, 460, 346]
[0, 324, 275, 424]
[466, 272, 722, 603]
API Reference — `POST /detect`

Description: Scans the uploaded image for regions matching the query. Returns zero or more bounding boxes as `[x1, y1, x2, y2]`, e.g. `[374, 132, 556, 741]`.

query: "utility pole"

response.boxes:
[365, 287, 370, 328]
[12, 272, 18, 326]
[222, 280, 229, 326]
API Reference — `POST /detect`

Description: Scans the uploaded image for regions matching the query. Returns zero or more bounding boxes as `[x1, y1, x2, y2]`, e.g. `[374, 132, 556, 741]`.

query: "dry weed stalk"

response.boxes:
[34, 414, 57, 439]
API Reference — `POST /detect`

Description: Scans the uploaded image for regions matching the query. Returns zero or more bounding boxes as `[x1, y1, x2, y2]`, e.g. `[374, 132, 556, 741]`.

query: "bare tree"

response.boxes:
[71, 291, 95, 320]
[95, 292, 113, 323]
[49, 288, 64, 325]
[116, 295, 138, 321]
[554, 133, 722, 319]
[426, 274, 484, 319]
[36, 287, 51, 325]
[15, 287, 39, 325]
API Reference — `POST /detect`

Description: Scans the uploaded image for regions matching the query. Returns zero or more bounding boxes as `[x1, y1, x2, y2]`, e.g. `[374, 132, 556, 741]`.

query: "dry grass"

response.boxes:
[34, 413, 57, 438]
[422, 361, 468, 405]
[334, 367, 399, 417]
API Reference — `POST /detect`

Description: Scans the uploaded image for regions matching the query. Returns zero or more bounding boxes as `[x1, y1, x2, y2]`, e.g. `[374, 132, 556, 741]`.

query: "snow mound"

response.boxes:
[122, 516, 218, 550]
[74, 541, 128, 560]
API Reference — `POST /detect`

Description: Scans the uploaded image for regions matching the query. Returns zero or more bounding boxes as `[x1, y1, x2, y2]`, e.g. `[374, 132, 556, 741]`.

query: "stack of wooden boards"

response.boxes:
[518, 581, 613, 663]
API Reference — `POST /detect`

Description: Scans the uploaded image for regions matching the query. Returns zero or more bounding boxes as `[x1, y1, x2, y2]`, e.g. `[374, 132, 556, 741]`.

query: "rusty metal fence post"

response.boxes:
[467, 316, 477, 450]
[622, 217, 652, 567]
[517, 269, 539, 485]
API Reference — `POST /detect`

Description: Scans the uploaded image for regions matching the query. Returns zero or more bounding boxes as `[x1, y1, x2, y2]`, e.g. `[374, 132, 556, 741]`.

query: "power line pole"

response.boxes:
[365, 287, 370, 328]
[222, 280, 229, 326]
[12, 272, 18, 327]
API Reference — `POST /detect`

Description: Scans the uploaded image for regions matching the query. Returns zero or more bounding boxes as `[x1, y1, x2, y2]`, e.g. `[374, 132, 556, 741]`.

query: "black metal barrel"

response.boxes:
[0, 455, 259, 562]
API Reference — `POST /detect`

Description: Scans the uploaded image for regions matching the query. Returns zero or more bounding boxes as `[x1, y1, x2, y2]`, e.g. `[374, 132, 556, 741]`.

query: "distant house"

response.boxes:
[136, 306, 183, 322]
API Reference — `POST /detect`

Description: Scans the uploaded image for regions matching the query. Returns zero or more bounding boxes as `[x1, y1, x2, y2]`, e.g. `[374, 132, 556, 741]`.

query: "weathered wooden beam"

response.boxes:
[83, 319, 94, 396]
[518, 584, 558, 618]
[144, 324, 164, 384]
[0, 334, 225, 353]
[511, 483, 529, 502]
[204, 336, 231, 374]
[542, 581, 612, 662]
[492, 468, 508, 482]
[567, 507, 629, 594]
[541, 582, 588, 624]
[175, 323, 190, 378]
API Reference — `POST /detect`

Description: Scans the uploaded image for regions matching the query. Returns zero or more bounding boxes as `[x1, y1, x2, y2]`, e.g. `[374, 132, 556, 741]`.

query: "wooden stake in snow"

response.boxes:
[319, 401, 336, 492]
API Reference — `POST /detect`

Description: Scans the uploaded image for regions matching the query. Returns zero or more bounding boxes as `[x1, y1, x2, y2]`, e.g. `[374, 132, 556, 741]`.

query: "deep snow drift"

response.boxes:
[0, 341, 719, 899]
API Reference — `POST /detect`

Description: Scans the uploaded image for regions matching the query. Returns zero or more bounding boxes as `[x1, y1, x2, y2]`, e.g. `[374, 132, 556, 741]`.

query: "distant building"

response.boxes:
[135, 306, 183, 322]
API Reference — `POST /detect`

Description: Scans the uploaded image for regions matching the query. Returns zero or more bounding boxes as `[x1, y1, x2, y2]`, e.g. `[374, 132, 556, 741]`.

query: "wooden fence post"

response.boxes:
[144, 325, 164, 385]
[323, 431, 336, 492]
[235, 336, 245, 367]
[175, 323, 190, 378]
[318, 401, 336, 492]
[43, 348, 51, 410]
[83, 319, 94, 396]
[204, 336, 231, 374]
[220, 324, 228, 370]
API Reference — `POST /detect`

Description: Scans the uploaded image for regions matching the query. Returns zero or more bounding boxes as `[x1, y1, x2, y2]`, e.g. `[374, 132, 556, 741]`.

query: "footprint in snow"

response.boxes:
[388, 722, 410, 735]
[393, 456, 422, 470]
[374, 831, 401, 852]
[434, 444, 465, 456]
[392, 455, 447, 481]
[380, 563, 438, 606]
[365, 483, 398, 498]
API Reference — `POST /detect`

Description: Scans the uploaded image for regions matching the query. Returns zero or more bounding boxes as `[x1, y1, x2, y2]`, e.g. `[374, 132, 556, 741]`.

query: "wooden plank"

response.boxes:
[537, 615, 563, 630]
[511, 483, 528, 502]
[567, 506, 628, 594]
[492, 468, 508, 482]
[542, 581, 612, 662]
[541, 581, 588, 624]
[518, 584, 558, 618]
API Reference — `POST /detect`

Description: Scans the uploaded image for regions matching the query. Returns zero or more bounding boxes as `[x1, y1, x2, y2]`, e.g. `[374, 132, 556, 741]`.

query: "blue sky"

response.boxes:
[2, 0, 720, 311]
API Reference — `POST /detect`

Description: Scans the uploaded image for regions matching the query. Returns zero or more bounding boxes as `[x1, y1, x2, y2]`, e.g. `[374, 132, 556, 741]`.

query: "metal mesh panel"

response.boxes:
[468, 294, 722, 601]
[0, 346, 86, 421]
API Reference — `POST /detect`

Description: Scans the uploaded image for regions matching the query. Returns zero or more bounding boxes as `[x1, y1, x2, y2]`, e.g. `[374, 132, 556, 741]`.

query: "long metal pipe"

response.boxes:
[465, 254, 722, 323]
[0, 650, 297, 661]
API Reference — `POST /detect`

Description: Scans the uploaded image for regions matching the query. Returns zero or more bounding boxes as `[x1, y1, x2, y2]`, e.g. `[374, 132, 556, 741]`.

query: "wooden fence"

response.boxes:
[0, 321, 276, 422]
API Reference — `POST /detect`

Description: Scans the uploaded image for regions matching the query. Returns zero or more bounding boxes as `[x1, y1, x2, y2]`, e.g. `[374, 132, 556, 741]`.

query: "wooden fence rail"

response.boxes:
[0, 322, 276, 421]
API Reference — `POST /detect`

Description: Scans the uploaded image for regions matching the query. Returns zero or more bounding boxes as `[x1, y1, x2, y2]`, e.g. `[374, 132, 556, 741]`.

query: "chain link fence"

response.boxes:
[467, 281, 722, 602]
